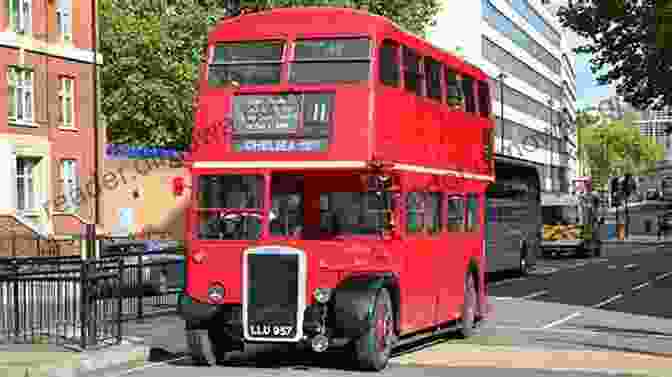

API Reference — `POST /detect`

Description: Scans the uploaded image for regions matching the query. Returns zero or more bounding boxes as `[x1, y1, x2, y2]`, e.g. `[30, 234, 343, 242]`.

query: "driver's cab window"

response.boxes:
[197, 175, 264, 240]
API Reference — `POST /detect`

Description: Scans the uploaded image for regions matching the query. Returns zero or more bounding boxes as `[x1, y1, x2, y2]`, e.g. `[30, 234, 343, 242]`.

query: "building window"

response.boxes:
[59, 77, 75, 128]
[7, 67, 34, 125]
[61, 159, 79, 211]
[8, 0, 31, 34]
[481, 0, 561, 74]
[379, 39, 399, 87]
[56, 0, 72, 42]
[482, 37, 562, 100]
[16, 157, 38, 211]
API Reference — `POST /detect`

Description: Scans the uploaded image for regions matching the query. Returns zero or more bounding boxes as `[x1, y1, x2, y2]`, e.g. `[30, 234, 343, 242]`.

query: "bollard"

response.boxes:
[117, 257, 124, 343]
[137, 253, 144, 319]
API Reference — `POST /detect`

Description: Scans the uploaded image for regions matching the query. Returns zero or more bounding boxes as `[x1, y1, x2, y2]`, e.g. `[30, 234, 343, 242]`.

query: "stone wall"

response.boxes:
[0, 215, 82, 257]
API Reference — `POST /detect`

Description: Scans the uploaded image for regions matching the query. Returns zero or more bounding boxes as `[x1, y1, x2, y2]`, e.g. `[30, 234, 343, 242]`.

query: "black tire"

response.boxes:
[186, 326, 232, 366]
[458, 273, 478, 339]
[352, 288, 396, 371]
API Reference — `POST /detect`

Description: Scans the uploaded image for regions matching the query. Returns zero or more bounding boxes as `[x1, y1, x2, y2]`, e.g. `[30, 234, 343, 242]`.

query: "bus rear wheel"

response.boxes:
[352, 288, 396, 371]
[458, 273, 478, 338]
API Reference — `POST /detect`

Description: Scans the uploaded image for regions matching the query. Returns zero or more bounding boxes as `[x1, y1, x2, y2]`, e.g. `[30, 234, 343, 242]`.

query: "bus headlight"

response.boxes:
[313, 287, 332, 304]
[208, 284, 225, 303]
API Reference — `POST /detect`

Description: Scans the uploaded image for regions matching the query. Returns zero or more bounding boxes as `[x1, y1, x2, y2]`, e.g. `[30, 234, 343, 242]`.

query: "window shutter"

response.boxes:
[10, 0, 19, 31]
[57, 78, 63, 122]
[9, 149, 17, 210]
[8, 68, 16, 119]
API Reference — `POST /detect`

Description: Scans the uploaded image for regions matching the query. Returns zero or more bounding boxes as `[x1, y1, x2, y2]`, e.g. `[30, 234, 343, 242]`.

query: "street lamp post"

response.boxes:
[498, 73, 506, 153]
[548, 98, 554, 192]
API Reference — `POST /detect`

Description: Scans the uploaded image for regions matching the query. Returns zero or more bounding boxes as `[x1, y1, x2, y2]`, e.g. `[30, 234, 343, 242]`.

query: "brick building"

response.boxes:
[0, 0, 103, 253]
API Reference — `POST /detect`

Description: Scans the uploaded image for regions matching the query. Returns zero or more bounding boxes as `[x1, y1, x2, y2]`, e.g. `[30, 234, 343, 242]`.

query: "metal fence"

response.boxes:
[0, 238, 184, 350]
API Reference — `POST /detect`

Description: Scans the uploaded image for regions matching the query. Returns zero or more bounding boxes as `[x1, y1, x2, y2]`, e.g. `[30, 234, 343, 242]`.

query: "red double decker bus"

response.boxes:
[177, 7, 495, 371]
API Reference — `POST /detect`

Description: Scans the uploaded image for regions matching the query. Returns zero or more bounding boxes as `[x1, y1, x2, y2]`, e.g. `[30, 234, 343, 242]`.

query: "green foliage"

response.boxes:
[576, 109, 602, 129]
[101, 0, 442, 149]
[557, 1, 666, 110]
[578, 119, 664, 190]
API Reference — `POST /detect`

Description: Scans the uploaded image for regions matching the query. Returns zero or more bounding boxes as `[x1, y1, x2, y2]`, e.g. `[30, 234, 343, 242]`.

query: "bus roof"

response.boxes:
[208, 6, 489, 81]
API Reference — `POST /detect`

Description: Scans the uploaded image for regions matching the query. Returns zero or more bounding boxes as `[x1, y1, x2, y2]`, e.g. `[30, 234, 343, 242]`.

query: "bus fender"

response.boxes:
[331, 273, 399, 339]
[178, 292, 219, 329]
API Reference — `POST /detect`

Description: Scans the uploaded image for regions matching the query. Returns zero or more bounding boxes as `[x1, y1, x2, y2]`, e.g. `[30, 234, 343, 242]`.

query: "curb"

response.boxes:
[602, 240, 671, 246]
[16, 339, 150, 377]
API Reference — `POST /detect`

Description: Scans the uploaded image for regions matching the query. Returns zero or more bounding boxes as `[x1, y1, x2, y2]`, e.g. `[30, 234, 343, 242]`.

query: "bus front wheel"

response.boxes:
[352, 288, 396, 371]
[186, 324, 233, 366]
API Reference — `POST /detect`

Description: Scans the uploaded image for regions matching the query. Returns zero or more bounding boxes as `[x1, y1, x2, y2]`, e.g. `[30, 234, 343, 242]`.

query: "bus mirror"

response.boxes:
[172, 177, 186, 197]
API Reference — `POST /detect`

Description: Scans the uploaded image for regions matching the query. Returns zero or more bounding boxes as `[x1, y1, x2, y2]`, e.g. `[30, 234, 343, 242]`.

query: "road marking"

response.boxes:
[593, 294, 623, 308]
[655, 271, 672, 281]
[521, 290, 548, 299]
[632, 282, 650, 291]
[494, 325, 672, 340]
[623, 264, 638, 269]
[104, 356, 189, 377]
[489, 277, 526, 287]
[608, 265, 617, 269]
[540, 311, 582, 329]
[491, 296, 515, 300]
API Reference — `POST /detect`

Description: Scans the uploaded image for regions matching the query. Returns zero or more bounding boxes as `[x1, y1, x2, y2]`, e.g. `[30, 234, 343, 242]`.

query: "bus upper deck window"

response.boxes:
[478, 81, 492, 117]
[379, 39, 399, 87]
[290, 38, 371, 84]
[208, 41, 284, 87]
[461, 75, 476, 114]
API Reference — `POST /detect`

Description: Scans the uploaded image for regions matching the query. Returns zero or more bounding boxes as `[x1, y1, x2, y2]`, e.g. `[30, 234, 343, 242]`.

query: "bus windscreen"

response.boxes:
[209, 41, 284, 86]
[290, 38, 371, 84]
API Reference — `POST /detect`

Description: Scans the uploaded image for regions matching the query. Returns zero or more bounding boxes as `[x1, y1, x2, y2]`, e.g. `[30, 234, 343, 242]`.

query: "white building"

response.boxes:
[427, 0, 578, 203]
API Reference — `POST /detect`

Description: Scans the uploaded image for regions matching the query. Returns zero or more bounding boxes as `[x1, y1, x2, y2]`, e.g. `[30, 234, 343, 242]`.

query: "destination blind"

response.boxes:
[231, 92, 333, 152]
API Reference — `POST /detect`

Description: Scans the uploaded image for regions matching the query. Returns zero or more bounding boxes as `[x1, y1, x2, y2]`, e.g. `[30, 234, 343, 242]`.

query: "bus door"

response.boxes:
[433, 193, 467, 324]
[399, 191, 441, 331]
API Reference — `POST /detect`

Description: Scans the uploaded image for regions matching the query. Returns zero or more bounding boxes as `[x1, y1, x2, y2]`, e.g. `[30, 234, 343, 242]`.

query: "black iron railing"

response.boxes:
[0, 237, 184, 350]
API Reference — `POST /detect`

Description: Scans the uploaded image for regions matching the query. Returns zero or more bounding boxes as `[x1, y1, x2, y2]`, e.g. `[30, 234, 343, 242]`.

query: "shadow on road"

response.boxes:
[146, 328, 469, 371]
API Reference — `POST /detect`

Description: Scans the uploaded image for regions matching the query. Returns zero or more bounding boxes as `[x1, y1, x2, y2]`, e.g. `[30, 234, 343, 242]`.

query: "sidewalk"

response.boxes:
[0, 314, 185, 377]
[394, 297, 672, 376]
[602, 234, 672, 246]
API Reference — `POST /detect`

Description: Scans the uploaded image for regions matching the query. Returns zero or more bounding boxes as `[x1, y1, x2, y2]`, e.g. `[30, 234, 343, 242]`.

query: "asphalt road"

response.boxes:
[489, 243, 672, 319]
[84, 242, 672, 377]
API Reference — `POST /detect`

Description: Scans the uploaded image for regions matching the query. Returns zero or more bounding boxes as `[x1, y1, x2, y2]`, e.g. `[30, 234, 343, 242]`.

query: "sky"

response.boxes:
[546, 0, 617, 110]
[574, 53, 615, 110]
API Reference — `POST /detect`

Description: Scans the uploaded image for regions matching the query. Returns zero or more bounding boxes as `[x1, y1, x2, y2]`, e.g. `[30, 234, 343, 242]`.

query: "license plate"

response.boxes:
[248, 324, 294, 338]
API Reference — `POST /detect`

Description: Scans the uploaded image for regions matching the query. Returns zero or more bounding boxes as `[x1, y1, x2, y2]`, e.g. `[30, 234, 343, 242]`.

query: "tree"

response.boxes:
[578, 119, 664, 190]
[557, 1, 665, 110]
[101, 0, 442, 149]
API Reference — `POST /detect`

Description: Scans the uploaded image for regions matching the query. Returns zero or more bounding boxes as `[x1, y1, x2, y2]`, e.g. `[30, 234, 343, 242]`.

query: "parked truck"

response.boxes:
[541, 194, 602, 257]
